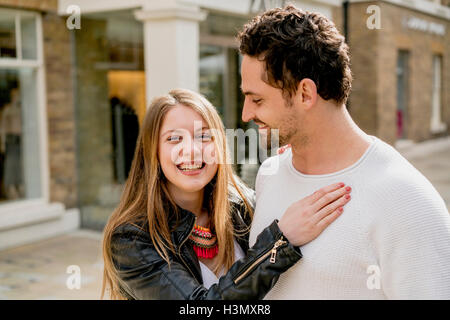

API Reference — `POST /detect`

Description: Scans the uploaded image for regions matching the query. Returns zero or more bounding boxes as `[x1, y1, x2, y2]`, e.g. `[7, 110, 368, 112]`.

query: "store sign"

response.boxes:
[249, 0, 287, 13]
[403, 16, 446, 36]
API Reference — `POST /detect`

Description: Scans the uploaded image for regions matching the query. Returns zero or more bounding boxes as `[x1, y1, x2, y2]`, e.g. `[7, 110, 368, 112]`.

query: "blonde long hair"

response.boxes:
[101, 89, 253, 299]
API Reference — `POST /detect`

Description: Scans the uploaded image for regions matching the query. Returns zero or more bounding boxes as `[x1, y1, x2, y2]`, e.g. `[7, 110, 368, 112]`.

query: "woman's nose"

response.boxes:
[181, 137, 202, 162]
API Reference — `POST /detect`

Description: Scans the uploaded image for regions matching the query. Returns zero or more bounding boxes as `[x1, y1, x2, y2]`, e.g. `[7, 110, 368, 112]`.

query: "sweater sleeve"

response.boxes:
[374, 174, 450, 299]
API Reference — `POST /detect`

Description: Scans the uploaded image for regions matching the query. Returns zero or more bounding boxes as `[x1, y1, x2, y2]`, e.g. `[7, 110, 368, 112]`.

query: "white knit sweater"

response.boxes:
[249, 136, 450, 299]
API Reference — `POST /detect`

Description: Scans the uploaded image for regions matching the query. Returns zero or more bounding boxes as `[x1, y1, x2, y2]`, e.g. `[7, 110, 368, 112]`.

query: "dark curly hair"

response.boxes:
[238, 5, 352, 105]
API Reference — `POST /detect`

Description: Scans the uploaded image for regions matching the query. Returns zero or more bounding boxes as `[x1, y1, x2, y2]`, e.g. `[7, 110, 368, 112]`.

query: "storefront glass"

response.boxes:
[199, 12, 267, 188]
[431, 54, 446, 134]
[74, 11, 144, 229]
[20, 14, 37, 60]
[200, 45, 226, 117]
[0, 10, 16, 58]
[0, 10, 42, 204]
[396, 50, 410, 139]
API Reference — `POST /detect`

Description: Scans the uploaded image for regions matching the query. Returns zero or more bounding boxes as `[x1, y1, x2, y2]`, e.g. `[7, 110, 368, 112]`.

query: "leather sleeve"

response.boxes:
[111, 220, 302, 300]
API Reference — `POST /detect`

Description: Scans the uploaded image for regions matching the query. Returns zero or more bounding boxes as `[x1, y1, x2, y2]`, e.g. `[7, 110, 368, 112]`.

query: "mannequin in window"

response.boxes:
[0, 87, 24, 200]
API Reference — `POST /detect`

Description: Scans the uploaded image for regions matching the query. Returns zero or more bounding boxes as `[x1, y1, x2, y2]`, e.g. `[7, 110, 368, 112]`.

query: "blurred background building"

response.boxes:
[0, 0, 448, 250]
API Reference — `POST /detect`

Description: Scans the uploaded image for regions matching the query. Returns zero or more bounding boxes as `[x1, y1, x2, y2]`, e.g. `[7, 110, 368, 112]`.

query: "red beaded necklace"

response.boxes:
[189, 224, 218, 259]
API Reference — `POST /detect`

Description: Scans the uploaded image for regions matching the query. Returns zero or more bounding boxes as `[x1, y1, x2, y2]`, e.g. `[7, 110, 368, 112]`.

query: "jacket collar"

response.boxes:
[169, 206, 197, 247]
[168, 201, 251, 252]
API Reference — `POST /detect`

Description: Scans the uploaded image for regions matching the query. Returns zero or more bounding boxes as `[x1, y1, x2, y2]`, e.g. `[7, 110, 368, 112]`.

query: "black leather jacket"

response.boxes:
[110, 194, 302, 300]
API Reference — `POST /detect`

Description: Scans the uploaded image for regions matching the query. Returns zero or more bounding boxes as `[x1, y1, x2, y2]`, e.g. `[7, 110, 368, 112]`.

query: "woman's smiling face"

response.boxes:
[158, 104, 218, 194]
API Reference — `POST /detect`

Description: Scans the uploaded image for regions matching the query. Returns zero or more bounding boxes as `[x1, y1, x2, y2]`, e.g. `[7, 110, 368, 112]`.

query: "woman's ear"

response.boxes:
[297, 78, 318, 110]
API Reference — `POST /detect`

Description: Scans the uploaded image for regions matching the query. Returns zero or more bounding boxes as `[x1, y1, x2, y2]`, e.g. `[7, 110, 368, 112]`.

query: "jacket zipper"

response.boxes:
[177, 216, 197, 279]
[233, 238, 287, 285]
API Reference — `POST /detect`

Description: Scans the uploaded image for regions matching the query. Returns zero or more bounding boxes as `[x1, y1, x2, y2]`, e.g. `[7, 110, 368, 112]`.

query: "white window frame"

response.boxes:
[430, 54, 447, 134]
[0, 8, 50, 214]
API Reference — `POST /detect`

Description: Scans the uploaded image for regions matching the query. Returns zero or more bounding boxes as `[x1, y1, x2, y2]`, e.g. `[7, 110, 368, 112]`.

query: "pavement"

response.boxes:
[398, 136, 450, 208]
[0, 230, 105, 300]
[0, 137, 449, 300]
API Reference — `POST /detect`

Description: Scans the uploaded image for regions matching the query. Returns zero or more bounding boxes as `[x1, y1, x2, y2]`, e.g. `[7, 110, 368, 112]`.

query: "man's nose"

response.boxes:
[241, 97, 255, 123]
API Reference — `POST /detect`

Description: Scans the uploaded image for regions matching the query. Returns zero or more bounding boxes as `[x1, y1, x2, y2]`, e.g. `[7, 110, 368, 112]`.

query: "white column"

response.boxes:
[135, 0, 208, 106]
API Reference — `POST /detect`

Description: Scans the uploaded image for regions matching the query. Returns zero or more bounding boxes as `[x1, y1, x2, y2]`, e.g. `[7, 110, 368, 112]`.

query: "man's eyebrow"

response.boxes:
[240, 85, 257, 96]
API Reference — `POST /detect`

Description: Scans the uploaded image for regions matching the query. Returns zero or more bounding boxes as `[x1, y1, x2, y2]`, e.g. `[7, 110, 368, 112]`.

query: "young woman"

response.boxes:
[101, 88, 352, 300]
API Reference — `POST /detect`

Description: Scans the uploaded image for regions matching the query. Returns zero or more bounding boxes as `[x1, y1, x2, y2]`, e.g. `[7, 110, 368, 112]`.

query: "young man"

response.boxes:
[238, 5, 450, 299]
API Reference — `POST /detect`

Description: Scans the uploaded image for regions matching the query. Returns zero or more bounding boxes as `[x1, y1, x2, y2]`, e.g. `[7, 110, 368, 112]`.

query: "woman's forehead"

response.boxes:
[160, 104, 208, 134]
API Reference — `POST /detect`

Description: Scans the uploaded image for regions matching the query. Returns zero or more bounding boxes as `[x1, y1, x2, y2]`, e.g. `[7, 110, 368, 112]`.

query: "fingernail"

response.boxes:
[345, 186, 352, 192]
[339, 183, 345, 188]
[345, 194, 351, 200]
[339, 207, 344, 212]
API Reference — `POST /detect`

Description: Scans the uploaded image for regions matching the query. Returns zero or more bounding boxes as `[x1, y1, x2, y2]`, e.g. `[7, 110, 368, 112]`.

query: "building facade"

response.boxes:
[0, 0, 79, 250]
[0, 0, 448, 249]
[346, 0, 450, 145]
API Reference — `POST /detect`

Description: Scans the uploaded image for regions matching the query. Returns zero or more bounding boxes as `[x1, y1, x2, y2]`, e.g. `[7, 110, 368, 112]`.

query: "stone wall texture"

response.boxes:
[42, 12, 78, 208]
[347, 1, 449, 145]
[0, 0, 57, 11]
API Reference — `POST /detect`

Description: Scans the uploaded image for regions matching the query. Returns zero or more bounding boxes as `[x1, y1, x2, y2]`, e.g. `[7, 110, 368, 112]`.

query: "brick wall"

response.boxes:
[347, 2, 380, 138]
[42, 12, 78, 208]
[444, 14, 450, 131]
[347, 1, 449, 144]
[331, 3, 344, 36]
[73, 18, 117, 230]
[0, 0, 57, 11]
[375, 1, 398, 144]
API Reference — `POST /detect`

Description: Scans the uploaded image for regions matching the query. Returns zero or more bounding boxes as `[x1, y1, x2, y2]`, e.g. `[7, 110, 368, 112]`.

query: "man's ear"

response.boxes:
[297, 78, 318, 110]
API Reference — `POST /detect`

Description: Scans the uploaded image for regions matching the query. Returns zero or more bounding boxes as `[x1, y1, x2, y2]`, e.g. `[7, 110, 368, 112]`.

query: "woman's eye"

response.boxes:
[195, 134, 212, 141]
[253, 99, 262, 105]
[168, 135, 182, 142]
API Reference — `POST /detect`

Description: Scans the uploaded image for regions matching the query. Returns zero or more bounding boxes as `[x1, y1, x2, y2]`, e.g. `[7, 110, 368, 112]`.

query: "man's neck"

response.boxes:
[290, 105, 372, 175]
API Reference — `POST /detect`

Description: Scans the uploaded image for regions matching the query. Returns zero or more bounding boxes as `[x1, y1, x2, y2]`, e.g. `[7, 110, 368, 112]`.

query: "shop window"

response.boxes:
[200, 45, 226, 117]
[0, 11, 16, 58]
[0, 10, 37, 60]
[430, 54, 446, 134]
[108, 71, 145, 183]
[73, 12, 145, 229]
[199, 44, 262, 188]
[0, 9, 42, 204]
[396, 50, 410, 139]
[0, 68, 42, 203]
[110, 97, 139, 184]
[20, 14, 38, 60]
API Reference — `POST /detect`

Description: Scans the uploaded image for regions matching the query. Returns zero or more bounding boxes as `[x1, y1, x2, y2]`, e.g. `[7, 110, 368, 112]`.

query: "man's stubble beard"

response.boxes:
[259, 119, 300, 152]
[259, 101, 306, 152]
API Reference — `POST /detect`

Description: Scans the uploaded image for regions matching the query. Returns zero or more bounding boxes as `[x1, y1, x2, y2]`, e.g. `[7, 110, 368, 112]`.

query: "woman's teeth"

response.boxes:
[177, 163, 204, 171]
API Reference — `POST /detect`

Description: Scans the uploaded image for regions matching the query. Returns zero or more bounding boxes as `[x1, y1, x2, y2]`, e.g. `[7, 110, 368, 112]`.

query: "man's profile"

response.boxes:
[238, 5, 450, 299]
